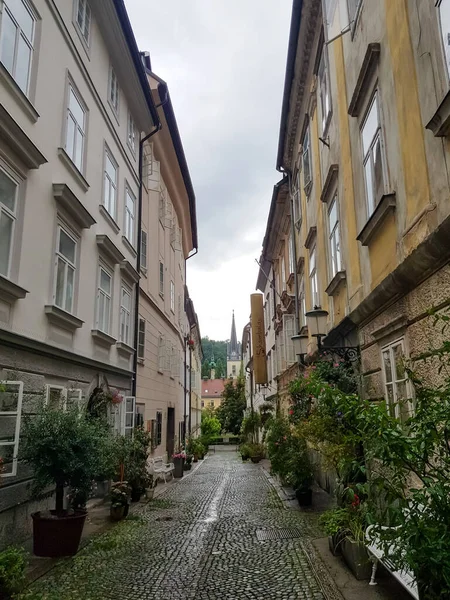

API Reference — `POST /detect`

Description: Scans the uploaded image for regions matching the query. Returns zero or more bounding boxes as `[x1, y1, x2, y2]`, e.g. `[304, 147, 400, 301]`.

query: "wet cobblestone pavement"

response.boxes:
[31, 450, 343, 600]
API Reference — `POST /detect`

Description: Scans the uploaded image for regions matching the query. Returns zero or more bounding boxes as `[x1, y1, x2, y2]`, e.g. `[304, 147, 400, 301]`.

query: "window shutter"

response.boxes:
[158, 336, 165, 371]
[0, 381, 23, 477]
[283, 315, 296, 365]
[151, 419, 157, 449]
[164, 199, 173, 228]
[123, 396, 136, 437]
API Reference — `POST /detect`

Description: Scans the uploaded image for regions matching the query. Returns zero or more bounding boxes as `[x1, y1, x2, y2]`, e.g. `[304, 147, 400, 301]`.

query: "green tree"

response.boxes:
[216, 377, 246, 435]
[200, 409, 221, 440]
[201, 337, 227, 378]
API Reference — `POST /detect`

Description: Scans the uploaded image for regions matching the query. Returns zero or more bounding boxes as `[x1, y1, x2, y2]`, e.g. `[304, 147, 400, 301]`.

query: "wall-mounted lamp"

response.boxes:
[292, 333, 309, 365]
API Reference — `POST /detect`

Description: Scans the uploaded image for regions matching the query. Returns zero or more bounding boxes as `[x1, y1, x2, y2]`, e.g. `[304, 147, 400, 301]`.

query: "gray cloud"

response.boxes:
[125, 0, 291, 270]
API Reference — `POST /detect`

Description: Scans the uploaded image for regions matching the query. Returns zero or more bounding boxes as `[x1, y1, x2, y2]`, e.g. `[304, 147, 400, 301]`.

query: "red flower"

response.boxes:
[289, 409, 294, 415]
[351, 494, 360, 508]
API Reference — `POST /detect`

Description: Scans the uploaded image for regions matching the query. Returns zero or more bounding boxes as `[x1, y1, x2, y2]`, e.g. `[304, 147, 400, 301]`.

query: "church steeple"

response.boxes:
[227, 311, 240, 361]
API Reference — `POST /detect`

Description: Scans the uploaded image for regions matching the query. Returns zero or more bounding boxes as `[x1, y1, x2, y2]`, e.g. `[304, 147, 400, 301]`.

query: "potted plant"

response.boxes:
[110, 481, 130, 521]
[319, 508, 349, 556]
[239, 443, 250, 461]
[341, 496, 371, 580]
[0, 547, 27, 599]
[145, 474, 157, 500]
[118, 427, 152, 502]
[184, 455, 193, 471]
[21, 404, 110, 557]
[248, 442, 265, 463]
[172, 451, 186, 478]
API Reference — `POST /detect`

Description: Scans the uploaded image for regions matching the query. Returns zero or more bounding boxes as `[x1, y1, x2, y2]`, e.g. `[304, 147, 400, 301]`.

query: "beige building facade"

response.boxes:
[186, 290, 202, 437]
[136, 62, 198, 459]
[0, 0, 159, 544]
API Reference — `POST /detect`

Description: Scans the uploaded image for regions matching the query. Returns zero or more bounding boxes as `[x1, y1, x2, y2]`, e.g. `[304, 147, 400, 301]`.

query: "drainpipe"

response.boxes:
[188, 344, 193, 436]
[183, 247, 198, 446]
[132, 123, 161, 398]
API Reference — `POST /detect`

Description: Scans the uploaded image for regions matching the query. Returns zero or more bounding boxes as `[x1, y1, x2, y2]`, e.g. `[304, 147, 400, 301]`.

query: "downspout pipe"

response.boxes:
[183, 247, 198, 447]
[132, 123, 161, 398]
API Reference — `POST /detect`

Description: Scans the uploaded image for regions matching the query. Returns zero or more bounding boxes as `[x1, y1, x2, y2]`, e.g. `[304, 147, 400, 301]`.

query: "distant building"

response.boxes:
[201, 375, 225, 411]
[226, 311, 241, 379]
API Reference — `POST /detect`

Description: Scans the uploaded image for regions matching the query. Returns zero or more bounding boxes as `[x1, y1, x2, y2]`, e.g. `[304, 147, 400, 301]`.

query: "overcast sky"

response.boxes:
[125, 0, 292, 341]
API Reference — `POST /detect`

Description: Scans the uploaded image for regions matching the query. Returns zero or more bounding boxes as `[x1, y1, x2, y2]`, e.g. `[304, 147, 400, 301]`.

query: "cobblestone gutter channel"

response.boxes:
[29, 451, 343, 600]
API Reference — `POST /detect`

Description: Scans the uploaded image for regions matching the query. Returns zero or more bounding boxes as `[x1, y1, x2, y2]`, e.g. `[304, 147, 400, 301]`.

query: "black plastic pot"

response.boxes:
[123, 503, 130, 517]
[295, 488, 313, 506]
[241, 455, 249, 462]
[130, 487, 142, 502]
[173, 457, 184, 478]
[250, 456, 262, 464]
[110, 505, 125, 521]
[32, 510, 87, 557]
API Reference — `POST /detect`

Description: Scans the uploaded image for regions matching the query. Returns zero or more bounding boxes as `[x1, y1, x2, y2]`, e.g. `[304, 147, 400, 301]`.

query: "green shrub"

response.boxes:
[0, 547, 27, 598]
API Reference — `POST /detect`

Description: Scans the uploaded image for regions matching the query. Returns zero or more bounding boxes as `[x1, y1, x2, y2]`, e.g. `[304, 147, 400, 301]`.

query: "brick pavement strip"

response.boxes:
[27, 451, 343, 600]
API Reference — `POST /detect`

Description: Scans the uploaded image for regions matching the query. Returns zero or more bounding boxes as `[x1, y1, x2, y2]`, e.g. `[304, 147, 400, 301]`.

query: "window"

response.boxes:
[0, 0, 35, 95]
[347, 0, 362, 23]
[309, 246, 319, 308]
[299, 277, 306, 327]
[232, 365, 236, 376]
[178, 293, 182, 325]
[137, 317, 145, 359]
[124, 187, 135, 244]
[0, 168, 17, 278]
[123, 396, 135, 437]
[119, 284, 131, 345]
[54, 226, 77, 313]
[328, 196, 341, 278]
[438, 0, 450, 78]
[159, 261, 164, 296]
[158, 335, 165, 372]
[140, 230, 147, 271]
[103, 149, 117, 218]
[283, 314, 296, 366]
[109, 66, 119, 114]
[281, 257, 286, 292]
[382, 339, 411, 422]
[318, 49, 331, 134]
[135, 403, 144, 428]
[302, 127, 312, 190]
[292, 170, 302, 225]
[65, 84, 86, 172]
[75, 0, 91, 45]
[288, 234, 295, 276]
[170, 280, 175, 313]
[45, 385, 67, 410]
[97, 265, 112, 334]
[127, 112, 137, 154]
[0, 381, 23, 477]
[156, 411, 162, 445]
[361, 92, 385, 216]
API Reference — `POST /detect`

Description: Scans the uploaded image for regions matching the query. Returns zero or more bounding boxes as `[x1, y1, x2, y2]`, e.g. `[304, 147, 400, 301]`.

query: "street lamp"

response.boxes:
[292, 333, 309, 364]
[304, 307, 360, 363]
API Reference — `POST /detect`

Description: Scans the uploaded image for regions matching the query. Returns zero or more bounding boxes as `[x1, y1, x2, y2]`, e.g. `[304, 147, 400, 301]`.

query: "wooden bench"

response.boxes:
[147, 456, 174, 483]
[366, 524, 418, 599]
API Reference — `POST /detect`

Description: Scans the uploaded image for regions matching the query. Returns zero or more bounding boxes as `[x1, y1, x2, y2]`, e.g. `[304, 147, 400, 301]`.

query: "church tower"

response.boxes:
[227, 311, 241, 379]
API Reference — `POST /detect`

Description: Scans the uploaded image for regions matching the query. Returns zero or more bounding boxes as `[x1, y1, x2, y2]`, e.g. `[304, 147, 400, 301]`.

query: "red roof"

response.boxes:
[201, 378, 225, 397]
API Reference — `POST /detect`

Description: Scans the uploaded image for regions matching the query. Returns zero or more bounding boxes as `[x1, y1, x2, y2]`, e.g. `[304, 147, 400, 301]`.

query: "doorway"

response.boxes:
[167, 407, 175, 458]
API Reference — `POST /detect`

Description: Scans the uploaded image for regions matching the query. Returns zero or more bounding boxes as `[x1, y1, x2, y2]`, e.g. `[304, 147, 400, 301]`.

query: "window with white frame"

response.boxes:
[124, 187, 135, 244]
[170, 280, 175, 313]
[103, 149, 117, 218]
[75, 0, 91, 46]
[302, 127, 312, 191]
[283, 314, 296, 366]
[158, 335, 165, 372]
[0, 0, 35, 95]
[119, 284, 131, 345]
[96, 265, 112, 334]
[382, 339, 411, 422]
[292, 170, 302, 225]
[54, 226, 77, 313]
[109, 66, 119, 114]
[309, 246, 319, 308]
[159, 261, 164, 296]
[140, 230, 147, 271]
[65, 83, 86, 172]
[0, 381, 23, 477]
[267, 352, 272, 383]
[281, 256, 286, 291]
[137, 317, 145, 359]
[177, 293, 182, 325]
[288, 234, 295, 276]
[127, 112, 137, 154]
[67, 388, 83, 411]
[45, 384, 67, 410]
[299, 276, 306, 328]
[328, 195, 341, 278]
[438, 0, 450, 77]
[318, 48, 332, 133]
[347, 0, 362, 23]
[0, 167, 18, 278]
[361, 92, 385, 217]
[123, 396, 135, 437]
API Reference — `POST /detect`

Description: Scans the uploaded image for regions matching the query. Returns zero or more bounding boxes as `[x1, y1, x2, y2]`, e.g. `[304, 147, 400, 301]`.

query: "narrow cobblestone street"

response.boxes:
[31, 449, 342, 600]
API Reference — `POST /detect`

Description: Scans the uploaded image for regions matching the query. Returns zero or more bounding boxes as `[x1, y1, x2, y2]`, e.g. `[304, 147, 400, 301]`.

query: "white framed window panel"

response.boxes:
[76, 0, 91, 45]
[347, 0, 362, 24]
[122, 396, 136, 437]
[158, 335, 165, 372]
[119, 284, 132, 345]
[382, 339, 411, 422]
[299, 277, 306, 328]
[309, 246, 319, 308]
[288, 234, 295, 275]
[292, 171, 302, 226]
[143, 143, 154, 188]
[281, 257, 286, 291]
[170, 222, 182, 251]
[0, 0, 35, 95]
[0, 167, 18, 278]
[67, 388, 83, 411]
[65, 84, 86, 172]
[96, 265, 112, 334]
[318, 49, 331, 133]
[0, 381, 23, 477]
[109, 66, 119, 114]
[127, 112, 136, 154]
[104, 149, 117, 218]
[165, 340, 172, 373]
[159, 261, 164, 296]
[158, 186, 166, 222]
[140, 230, 147, 271]
[328, 196, 341, 278]
[163, 195, 173, 228]
[361, 92, 385, 217]
[54, 226, 77, 313]
[302, 127, 312, 190]
[283, 314, 296, 366]
[45, 385, 67, 410]
[137, 317, 145, 359]
[177, 293, 182, 325]
[438, 0, 450, 78]
[125, 187, 135, 245]
[170, 280, 175, 312]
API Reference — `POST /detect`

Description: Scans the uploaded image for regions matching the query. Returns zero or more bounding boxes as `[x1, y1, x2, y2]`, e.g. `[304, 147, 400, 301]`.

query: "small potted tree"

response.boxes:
[21, 404, 110, 557]
[109, 482, 130, 521]
[248, 442, 265, 463]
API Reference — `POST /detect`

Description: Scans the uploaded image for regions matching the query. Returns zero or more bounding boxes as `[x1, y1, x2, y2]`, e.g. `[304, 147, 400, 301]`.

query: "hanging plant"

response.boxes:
[111, 390, 123, 405]
[87, 387, 113, 420]
[188, 339, 195, 349]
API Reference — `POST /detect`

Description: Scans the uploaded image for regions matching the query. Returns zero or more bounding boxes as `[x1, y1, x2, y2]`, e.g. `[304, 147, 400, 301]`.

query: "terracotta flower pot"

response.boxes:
[32, 510, 87, 557]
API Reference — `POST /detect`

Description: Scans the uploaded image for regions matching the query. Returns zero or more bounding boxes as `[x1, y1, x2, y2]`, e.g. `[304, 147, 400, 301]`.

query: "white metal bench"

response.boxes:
[366, 524, 418, 599]
[147, 456, 174, 483]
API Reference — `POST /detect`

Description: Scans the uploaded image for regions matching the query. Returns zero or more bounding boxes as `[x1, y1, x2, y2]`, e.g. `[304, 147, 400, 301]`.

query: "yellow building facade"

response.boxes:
[261, 0, 450, 409]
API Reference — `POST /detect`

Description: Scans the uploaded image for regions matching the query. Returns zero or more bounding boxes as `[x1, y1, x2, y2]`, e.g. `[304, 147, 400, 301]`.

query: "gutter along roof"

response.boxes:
[113, 0, 160, 129]
[276, 0, 303, 171]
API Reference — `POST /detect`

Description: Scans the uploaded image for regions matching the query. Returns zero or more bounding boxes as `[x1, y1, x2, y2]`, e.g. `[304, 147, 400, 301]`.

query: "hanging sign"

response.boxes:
[250, 293, 268, 385]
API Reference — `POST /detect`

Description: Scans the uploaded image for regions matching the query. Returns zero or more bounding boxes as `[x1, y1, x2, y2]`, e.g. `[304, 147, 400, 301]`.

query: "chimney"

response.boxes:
[211, 368, 216, 380]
